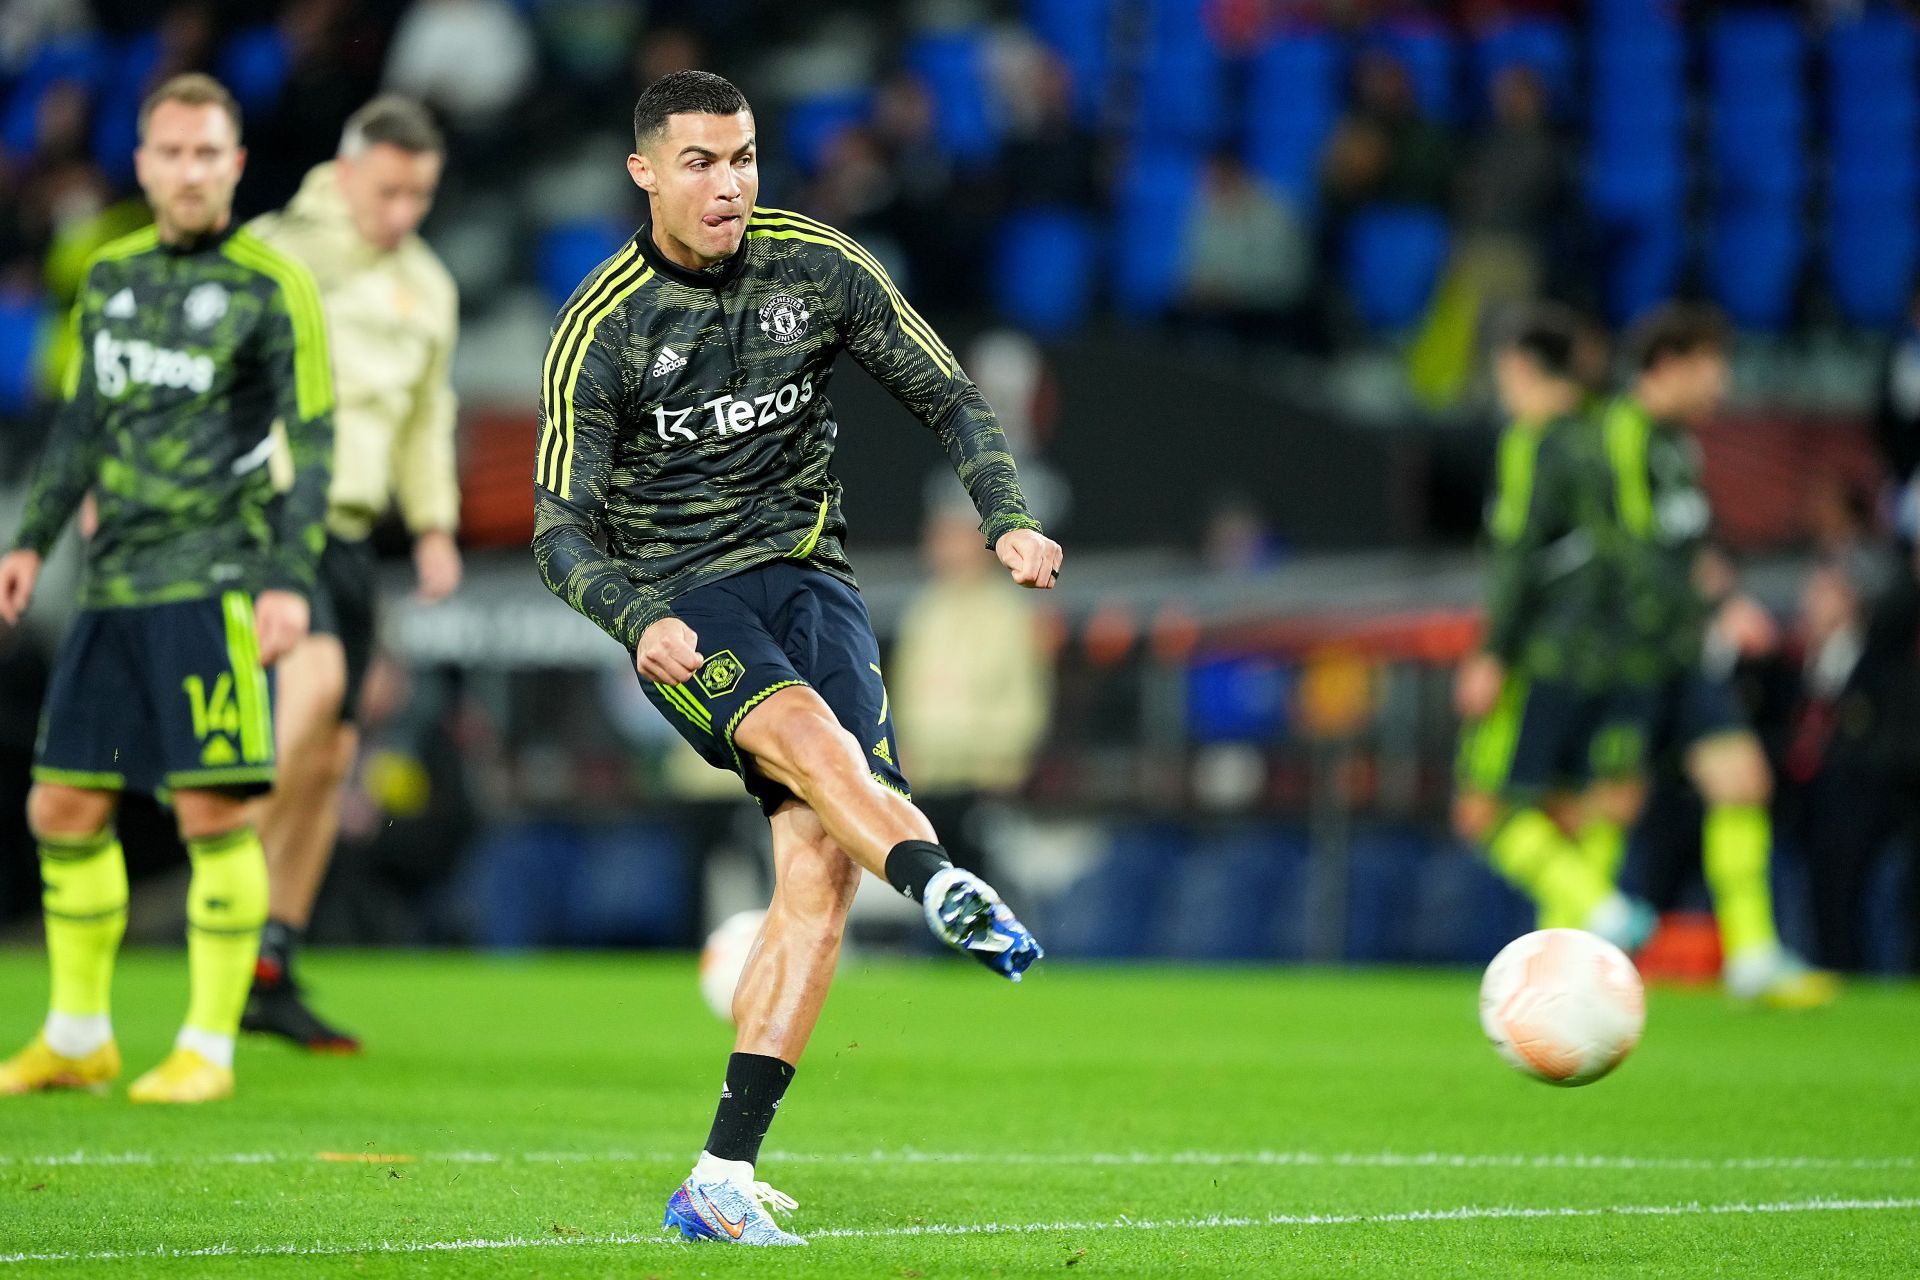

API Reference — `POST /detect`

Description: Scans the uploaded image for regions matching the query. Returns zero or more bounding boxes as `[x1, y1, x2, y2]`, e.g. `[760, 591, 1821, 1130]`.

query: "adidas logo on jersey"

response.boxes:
[650, 346, 687, 378]
[105, 289, 136, 319]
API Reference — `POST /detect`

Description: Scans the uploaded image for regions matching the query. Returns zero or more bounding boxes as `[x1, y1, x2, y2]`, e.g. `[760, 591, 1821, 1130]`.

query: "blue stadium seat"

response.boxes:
[1369, 22, 1457, 122]
[535, 219, 630, 307]
[0, 35, 107, 156]
[1472, 17, 1575, 115]
[1033, 824, 1187, 958]
[1828, 199, 1919, 326]
[1708, 12, 1807, 204]
[1246, 30, 1341, 206]
[1828, 15, 1919, 155]
[1111, 147, 1201, 316]
[1186, 656, 1291, 744]
[1135, 12, 1226, 143]
[904, 31, 998, 165]
[1830, 140, 1918, 205]
[782, 89, 871, 177]
[1025, 0, 1111, 120]
[461, 822, 583, 950]
[219, 25, 293, 116]
[1341, 204, 1450, 333]
[1709, 206, 1804, 333]
[992, 208, 1099, 336]
[565, 827, 698, 948]
[1406, 845, 1533, 964]
[0, 290, 44, 415]
[1343, 827, 1429, 963]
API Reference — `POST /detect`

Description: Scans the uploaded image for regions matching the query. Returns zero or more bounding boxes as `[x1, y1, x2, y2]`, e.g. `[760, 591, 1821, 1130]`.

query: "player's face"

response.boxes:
[1493, 350, 1566, 423]
[1671, 349, 1730, 420]
[337, 143, 442, 254]
[628, 110, 758, 267]
[136, 101, 245, 241]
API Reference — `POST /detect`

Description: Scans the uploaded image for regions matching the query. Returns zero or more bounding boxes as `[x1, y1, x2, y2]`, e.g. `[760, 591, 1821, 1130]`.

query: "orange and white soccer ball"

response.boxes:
[1479, 928, 1646, 1086]
[699, 909, 766, 1023]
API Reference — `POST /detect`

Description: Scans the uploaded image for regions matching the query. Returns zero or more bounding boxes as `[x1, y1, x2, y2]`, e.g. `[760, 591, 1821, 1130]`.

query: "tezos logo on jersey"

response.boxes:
[653, 374, 814, 444]
[758, 294, 811, 346]
[93, 333, 215, 397]
[183, 282, 229, 329]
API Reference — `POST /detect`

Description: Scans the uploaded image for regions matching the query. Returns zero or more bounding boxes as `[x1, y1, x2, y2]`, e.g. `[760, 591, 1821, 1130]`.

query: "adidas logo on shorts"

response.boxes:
[650, 346, 687, 379]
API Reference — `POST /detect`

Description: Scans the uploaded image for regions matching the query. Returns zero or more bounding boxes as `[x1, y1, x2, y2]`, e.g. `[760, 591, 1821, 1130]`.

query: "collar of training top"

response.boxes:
[635, 211, 749, 290]
[158, 222, 238, 256]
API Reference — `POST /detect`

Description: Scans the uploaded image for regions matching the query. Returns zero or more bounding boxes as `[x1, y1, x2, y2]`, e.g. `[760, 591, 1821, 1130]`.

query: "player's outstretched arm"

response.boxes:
[825, 222, 1050, 559]
[530, 300, 675, 659]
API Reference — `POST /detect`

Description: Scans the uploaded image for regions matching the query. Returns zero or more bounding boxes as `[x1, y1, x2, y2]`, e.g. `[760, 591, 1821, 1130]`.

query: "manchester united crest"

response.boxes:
[758, 293, 811, 346]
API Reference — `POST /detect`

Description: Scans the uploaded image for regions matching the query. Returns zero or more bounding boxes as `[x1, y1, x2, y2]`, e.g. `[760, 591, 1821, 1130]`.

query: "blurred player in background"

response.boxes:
[1455, 306, 1653, 950]
[0, 75, 333, 1102]
[532, 71, 1060, 1246]
[1594, 304, 1837, 1008]
[244, 95, 460, 1053]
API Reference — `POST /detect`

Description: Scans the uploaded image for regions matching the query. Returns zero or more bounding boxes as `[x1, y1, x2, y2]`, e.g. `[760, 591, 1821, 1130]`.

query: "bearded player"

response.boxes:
[531, 71, 1058, 1246]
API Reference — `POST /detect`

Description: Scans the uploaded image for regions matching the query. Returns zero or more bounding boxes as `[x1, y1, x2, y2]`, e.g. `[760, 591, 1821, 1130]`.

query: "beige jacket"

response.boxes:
[251, 162, 459, 540]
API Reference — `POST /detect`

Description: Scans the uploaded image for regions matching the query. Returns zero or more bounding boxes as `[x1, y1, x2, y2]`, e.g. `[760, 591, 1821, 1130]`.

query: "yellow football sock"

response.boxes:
[1486, 808, 1614, 930]
[183, 827, 268, 1038]
[1704, 804, 1779, 959]
[38, 829, 128, 1018]
[1577, 818, 1626, 883]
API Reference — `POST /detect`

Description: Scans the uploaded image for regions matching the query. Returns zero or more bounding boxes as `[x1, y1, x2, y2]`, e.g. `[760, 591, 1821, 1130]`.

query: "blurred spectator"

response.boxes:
[1775, 564, 1920, 972]
[384, 0, 534, 130]
[1202, 492, 1282, 575]
[995, 46, 1104, 213]
[1454, 67, 1567, 326]
[1176, 150, 1311, 340]
[1321, 50, 1453, 214]
[1876, 284, 1920, 542]
[891, 498, 1054, 878]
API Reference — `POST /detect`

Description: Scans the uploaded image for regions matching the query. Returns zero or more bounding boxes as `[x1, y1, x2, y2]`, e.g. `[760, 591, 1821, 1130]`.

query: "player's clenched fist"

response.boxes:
[995, 527, 1064, 590]
[0, 550, 42, 626]
[254, 590, 311, 666]
[637, 616, 704, 684]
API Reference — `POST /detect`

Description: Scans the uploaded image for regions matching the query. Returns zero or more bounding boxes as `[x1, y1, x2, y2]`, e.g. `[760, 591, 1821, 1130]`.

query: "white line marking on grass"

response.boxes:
[2, 1196, 1916, 1265]
[4, 1148, 1916, 1172]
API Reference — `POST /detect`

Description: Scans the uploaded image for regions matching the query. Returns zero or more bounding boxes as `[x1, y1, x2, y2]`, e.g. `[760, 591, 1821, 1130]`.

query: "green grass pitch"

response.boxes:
[1, 950, 1916, 1276]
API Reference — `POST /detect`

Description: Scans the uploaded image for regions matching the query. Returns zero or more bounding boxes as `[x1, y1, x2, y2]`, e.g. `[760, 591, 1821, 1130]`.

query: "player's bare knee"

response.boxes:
[172, 789, 252, 841]
[26, 784, 116, 840]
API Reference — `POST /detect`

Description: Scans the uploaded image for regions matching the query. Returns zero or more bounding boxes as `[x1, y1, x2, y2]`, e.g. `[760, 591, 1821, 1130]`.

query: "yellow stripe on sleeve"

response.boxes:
[222, 231, 335, 421]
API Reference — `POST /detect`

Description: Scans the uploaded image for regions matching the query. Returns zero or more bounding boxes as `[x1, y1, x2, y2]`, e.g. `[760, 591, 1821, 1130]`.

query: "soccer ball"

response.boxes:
[699, 909, 766, 1023]
[1479, 928, 1645, 1087]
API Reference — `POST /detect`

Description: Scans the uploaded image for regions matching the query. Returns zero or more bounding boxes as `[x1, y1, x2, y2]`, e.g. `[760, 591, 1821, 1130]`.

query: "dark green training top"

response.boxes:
[1598, 395, 1714, 682]
[1480, 408, 1618, 689]
[11, 224, 335, 607]
[531, 206, 1042, 651]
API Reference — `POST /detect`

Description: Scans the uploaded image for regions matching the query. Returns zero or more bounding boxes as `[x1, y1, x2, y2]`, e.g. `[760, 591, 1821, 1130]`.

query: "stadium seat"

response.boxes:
[1340, 204, 1450, 333]
[782, 89, 872, 177]
[904, 30, 998, 165]
[1406, 846, 1534, 964]
[0, 35, 107, 156]
[1246, 30, 1341, 206]
[0, 290, 44, 415]
[565, 827, 698, 948]
[1709, 206, 1804, 332]
[1369, 21, 1457, 123]
[461, 822, 583, 950]
[1472, 17, 1575, 115]
[535, 218, 630, 307]
[1342, 827, 1430, 963]
[1035, 824, 1186, 959]
[1585, 149, 1687, 324]
[1025, 0, 1111, 120]
[1135, 1, 1227, 144]
[1186, 656, 1291, 744]
[992, 208, 1100, 337]
[1708, 12, 1807, 205]
[1111, 147, 1201, 316]
[1828, 200, 1920, 326]
[218, 24, 293, 116]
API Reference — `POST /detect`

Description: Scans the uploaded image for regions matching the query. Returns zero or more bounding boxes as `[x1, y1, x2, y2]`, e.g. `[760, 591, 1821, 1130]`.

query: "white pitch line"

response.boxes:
[2, 1196, 1916, 1265]
[3, 1148, 1916, 1173]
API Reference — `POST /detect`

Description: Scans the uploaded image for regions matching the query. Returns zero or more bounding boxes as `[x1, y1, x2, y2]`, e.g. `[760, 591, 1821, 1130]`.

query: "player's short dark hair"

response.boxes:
[1500, 303, 1587, 382]
[341, 94, 444, 156]
[139, 73, 242, 143]
[1628, 302, 1731, 372]
[633, 70, 750, 152]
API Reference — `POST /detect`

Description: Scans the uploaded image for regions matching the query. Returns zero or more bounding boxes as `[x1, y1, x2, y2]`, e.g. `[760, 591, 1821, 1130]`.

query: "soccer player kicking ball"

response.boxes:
[531, 71, 1059, 1246]
[0, 75, 334, 1102]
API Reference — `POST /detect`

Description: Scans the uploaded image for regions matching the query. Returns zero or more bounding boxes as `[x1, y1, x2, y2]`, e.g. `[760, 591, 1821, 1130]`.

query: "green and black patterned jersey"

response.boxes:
[1480, 409, 1618, 688]
[11, 224, 334, 608]
[531, 206, 1041, 651]
[1598, 395, 1713, 681]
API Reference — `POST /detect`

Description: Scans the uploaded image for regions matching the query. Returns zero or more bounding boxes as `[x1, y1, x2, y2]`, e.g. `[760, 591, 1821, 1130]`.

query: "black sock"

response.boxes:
[884, 840, 951, 904]
[257, 918, 301, 984]
[704, 1052, 796, 1165]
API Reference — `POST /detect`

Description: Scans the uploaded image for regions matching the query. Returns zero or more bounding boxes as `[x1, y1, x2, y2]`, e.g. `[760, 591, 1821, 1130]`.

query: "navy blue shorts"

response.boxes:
[1601, 670, 1747, 775]
[34, 593, 277, 796]
[641, 562, 909, 812]
[1457, 674, 1613, 800]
